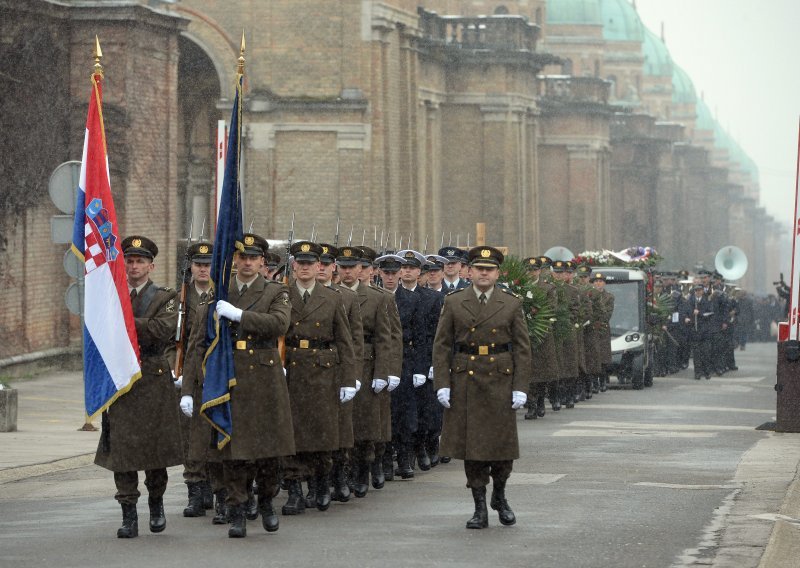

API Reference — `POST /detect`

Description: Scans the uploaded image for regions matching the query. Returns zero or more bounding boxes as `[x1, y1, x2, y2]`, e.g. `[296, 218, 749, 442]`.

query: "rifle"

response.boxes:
[173, 220, 194, 380]
[279, 212, 295, 365]
[333, 216, 340, 247]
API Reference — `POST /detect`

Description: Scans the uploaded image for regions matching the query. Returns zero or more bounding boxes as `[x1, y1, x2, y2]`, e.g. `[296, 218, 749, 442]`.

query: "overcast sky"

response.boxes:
[635, 0, 798, 227]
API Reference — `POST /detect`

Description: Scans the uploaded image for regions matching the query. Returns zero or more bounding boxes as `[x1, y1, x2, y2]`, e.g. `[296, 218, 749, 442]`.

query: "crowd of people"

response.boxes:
[95, 233, 783, 540]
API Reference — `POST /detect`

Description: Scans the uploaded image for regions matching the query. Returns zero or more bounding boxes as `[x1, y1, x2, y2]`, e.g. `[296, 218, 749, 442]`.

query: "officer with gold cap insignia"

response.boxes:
[95, 235, 183, 539]
[433, 245, 532, 529]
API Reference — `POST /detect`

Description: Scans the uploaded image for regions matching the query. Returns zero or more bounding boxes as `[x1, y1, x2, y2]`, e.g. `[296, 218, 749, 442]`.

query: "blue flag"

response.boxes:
[201, 76, 244, 449]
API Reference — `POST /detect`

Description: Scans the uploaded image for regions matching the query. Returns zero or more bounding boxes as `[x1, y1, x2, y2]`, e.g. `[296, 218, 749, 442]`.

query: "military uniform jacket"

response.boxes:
[581, 285, 604, 375]
[184, 276, 296, 461]
[95, 281, 183, 472]
[555, 281, 581, 379]
[285, 282, 356, 453]
[335, 284, 364, 449]
[376, 285, 402, 441]
[595, 289, 614, 367]
[352, 282, 394, 442]
[687, 295, 715, 341]
[433, 285, 532, 461]
[530, 280, 560, 383]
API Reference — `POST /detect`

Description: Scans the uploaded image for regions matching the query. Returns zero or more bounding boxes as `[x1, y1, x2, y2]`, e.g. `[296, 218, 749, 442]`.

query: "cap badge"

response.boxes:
[132, 238, 142, 248]
[480, 249, 491, 258]
[322, 246, 329, 254]
[244, 236, 254, 246]
[301, 243, 310, 252]
[199, 245, 209, 254]
[343, 249, 352, 257]
[405, 251, 414, 258]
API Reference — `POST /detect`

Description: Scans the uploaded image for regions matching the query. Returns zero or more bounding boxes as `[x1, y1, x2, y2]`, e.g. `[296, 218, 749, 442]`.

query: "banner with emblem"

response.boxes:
[71, 61, 142, 419]
[201, 60, 245, 449]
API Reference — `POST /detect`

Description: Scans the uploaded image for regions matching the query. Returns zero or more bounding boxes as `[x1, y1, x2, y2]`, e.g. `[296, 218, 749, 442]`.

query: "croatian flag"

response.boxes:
[71, 71, 141, 419]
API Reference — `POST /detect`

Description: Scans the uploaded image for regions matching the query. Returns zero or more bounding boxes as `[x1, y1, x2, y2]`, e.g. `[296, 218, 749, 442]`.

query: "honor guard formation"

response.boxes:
[95, 233, 758, 538]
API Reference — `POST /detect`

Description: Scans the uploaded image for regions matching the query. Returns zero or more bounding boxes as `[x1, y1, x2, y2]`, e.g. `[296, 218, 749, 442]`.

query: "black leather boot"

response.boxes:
[148, 496, 166, 533]
[258, 494, 279, 532]
[303, 477, 316, 509]
[281, 480, 306, 516]
[315, 474, 332, 511]
[245, 486, 259, 520]
[212, 489, 228, 525]
[440, 455, 451, 464]
[465, 487, 489, 529]
[370, 460, 385, 489]
[117, 503, 138, 538]
[331, 463, 351, 502]
[183, 482, 205, 517]
[426, 438, 440, 468]
[591, 377, 600, 394]
[536, 395, 546, 418]
[200, 480, 214, 510]
[416, 445, 431, 471]
[524, 400, 537, 420]
[490, 479, 516, 526]
[352, 462, 369, 498]
[227, 504, 247, 538]
[395, 450, 414, 479]
[382, 451, 395, 482]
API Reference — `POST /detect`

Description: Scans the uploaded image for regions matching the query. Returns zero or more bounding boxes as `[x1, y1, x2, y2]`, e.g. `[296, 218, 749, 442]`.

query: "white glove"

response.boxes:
[180, 395, 193, 417]
[511, 391, 527, 410]
[437, 388, 451, 408]
[427, 366, 434, 379]
[387, 375, 401, 391]
[171, 369, 182, 389]
[372, 378, 388, 393]
[216, 300, 242, 322]
[412, 374, 426, 388]
[340, 387, 356, 403]
[355, 379, 362, 392]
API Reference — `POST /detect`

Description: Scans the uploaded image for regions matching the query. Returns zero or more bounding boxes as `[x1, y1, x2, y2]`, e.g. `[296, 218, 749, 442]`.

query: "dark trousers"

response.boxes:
[114, 468, 168, 504]
[692, 339, 712, 377]
[183, 461, 224, 492]
[223, 458, 281, 506]
[464, 460, 513, 489]
[352, 440, 375, 464]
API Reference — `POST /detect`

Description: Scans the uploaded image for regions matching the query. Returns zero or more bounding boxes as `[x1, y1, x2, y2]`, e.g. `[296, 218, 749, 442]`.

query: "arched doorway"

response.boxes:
[177, 35, 222, 262]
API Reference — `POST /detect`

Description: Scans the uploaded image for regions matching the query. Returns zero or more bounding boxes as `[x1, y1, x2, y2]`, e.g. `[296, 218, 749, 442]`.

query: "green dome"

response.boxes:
[600, 0, 644, 42]
[695, 99, 715, 131]
[546, 0, 602, 24]
[642, 27, 671, 77]
[671, 64, 696, 104]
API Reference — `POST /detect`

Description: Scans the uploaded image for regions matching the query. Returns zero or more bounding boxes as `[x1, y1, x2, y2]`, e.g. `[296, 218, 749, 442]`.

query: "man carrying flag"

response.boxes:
[75, 39, 182, 539]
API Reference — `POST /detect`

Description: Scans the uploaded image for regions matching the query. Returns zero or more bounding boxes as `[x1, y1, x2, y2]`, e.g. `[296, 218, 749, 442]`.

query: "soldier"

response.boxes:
[439, 247, 470, 292]
[377, 253, 427, 479]
[95, 236, 183, 539]
[260, 251, 282, 280]
[574, 264, 597, 399]
[551, 260, 581, 408]
[181, 233, 295, 537]
[317, 243, 363, 503]
[361, 247, 402, 485]
[590, 272, 614, 391]
[176, 241, 221, 518]
[280, 241, 357, 515]
[686, 283, 714, 380]
[398, 249, 444, 470]
[425, 254, 449, 295]
[434, 246, 532, 529]
[336, 245, 397, 497]
[523, 257, 560, 419]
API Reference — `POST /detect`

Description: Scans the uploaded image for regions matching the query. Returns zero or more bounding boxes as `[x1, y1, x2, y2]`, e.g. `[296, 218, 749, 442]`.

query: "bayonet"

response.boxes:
[408, 232, 413, 250]
[399, 235, 404, 250]
[333, 216, 340, 247]
[456, 234, 460, 248]
[373, 226, 378, 247]
[448, 232, 452, 246]
[347, 225, 354, 246]
[248, 217, 254, 233]
[466, 233, 470, 248]
[361, 228, 366, 246]
[423, 234, 429, 255]
[199, 218, 206, 241]
[310, 223, 316, 242]
[440, 232, 445, 249]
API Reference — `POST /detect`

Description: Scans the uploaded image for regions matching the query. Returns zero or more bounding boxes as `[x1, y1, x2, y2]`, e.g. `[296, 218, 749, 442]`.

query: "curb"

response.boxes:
[758, 465, 800, 568]
[0, 453, 94, 484]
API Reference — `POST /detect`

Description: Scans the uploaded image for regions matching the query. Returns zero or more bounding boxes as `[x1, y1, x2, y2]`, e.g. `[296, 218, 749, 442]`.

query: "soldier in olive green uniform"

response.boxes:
[337, 245, 397, 497]
[591, 272, 615, 390]
[95, 236, 183, 539]
[181, 233, 295, 538]
[281, 241, 357, 515]
[552, 260, 581, 408]
[522, 257, 560, 420]
[434, 246, 532, 529]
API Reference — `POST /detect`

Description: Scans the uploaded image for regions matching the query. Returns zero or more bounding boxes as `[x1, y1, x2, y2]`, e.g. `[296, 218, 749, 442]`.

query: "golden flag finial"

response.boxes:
[93, 35, 104, 78]
[237, 30, 246, 75]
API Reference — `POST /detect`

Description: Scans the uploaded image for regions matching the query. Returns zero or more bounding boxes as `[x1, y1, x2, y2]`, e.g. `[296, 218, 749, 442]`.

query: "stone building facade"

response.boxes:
[0, 0, 784, 360]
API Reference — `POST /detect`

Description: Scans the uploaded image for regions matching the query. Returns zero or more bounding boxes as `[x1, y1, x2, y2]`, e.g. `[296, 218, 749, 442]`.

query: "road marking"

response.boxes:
[748, 513, 800, 526]
[675, 385, 753, 393]
[565, 421, 755, 432]
[576, 404, 774, 414]
[552, 429, 716, 438]
[413, 470, 564, 485]
[636, 482, 740, 490]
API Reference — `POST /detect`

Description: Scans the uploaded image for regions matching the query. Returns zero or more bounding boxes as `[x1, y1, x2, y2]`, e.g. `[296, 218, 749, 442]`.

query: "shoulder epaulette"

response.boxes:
[159, 286, 174, 292]
[448, 287, 466, 295]
[500, 287, 521, 299]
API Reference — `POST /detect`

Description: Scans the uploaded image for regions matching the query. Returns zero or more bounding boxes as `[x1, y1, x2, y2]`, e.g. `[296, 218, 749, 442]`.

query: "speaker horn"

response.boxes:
[714, 245, 748, 281]
[543, 246, 575, 262]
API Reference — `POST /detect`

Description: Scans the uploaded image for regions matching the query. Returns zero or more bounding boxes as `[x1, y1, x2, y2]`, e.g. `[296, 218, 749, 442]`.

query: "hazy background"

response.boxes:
[636, 0, 799, 228]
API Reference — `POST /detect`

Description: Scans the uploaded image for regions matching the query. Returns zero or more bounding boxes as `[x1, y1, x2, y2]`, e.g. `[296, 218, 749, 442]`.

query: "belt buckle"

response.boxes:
[236, 340, 247, 350]
[478, 345, 489, 356]
[299, 339, 310, 349]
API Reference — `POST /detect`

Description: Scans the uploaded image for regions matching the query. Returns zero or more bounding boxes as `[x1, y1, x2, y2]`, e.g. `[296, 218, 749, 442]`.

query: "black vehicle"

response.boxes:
[602, 268, 653, 389]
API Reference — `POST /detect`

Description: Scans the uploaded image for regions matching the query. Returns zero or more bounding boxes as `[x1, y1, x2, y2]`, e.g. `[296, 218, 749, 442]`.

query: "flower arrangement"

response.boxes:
[575, 246, 661, 269]
[499, 256, 556, 346]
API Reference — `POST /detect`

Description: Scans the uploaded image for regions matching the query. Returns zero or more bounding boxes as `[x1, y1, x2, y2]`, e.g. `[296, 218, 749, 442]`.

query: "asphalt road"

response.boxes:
[0, 342, 780, 568]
